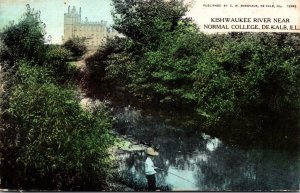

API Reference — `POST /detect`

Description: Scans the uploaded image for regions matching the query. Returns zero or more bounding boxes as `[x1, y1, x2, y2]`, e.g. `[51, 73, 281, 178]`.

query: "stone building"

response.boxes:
[62, 6, 117, 50]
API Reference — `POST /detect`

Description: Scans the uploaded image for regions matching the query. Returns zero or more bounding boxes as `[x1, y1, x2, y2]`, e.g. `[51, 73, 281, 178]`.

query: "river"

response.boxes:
[113, 106, 300, 191]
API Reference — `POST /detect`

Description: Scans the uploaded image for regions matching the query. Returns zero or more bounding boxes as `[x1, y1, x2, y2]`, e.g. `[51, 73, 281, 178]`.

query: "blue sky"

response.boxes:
[0, 0, 114, 44]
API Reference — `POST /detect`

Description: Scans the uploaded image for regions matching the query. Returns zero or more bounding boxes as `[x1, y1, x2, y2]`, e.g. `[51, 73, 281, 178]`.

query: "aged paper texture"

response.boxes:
[188, 0, 300, 33]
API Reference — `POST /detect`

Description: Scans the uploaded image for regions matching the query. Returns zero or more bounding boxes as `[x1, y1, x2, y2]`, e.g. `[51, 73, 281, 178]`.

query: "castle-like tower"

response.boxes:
[63, 6, 117, 50]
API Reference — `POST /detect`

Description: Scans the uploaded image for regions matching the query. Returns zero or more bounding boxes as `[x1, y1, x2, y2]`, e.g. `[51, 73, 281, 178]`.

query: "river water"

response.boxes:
[114, 106, 300, 191]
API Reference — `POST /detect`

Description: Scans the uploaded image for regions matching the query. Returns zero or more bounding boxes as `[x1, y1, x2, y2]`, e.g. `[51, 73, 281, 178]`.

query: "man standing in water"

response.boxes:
[145, 147, 159, 191]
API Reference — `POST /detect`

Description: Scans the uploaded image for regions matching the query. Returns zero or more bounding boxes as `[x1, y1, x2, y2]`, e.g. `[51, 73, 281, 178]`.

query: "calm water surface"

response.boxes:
[115, 106, 300, 191]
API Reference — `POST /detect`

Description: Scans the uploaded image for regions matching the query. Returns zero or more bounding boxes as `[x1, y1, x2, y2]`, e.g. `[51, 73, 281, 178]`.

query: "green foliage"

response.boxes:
[1, 63, 115, 190]
[87, 0, 193, 92]
[112, 0, 191, 51]
[45, 45, 72, 64]
[0, 4, 47, 66]
[86, 36, 132, 82]
[63, 37, 87, 59]
[126, 28, 210, 107]
[44, 45, 74, 82]
[194, 33, 300, 145]
[89, 0, 199, 108]
[0, 5, 116, 190]
[0, 5, 76, 83]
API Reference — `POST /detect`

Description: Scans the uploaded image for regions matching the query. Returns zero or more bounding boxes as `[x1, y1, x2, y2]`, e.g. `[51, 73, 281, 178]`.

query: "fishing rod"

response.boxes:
[155, 167, 198, 186]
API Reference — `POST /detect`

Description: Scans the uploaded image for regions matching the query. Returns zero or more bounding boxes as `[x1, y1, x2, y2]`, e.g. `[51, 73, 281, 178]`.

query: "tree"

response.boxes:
[112, 0, 191, 52]
[0, 4, 47, 66]
[125, 24, 210, 108]
[0, 4, 75, 83]
[88, 0, 197, 108]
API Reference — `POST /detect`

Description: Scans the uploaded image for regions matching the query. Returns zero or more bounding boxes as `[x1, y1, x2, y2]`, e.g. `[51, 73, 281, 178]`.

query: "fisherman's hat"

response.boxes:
[146, 147, 159, 156]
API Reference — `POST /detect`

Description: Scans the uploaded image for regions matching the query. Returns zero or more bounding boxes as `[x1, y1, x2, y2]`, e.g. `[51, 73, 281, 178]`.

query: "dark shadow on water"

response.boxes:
[114, 106, 300, 191]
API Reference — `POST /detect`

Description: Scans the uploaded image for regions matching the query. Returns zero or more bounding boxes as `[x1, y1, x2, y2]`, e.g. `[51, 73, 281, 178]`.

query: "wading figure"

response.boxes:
[145, 147, 159, 191]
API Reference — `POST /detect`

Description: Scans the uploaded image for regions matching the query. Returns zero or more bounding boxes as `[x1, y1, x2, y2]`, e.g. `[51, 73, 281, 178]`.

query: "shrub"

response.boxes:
[63, 37, 87, 60]
[85, 36, 131, 82]
[0, 63, 115, 190]
[44, 45, 74, 82]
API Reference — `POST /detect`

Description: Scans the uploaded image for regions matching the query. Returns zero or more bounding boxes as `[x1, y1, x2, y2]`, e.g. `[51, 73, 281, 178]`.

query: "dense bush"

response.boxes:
[194, 33, 300, 146]
[63, 37, 87, 60]
[0, 5, 116, 190]
[124, 25, 211, 108]
[0, 63, 115, 190]
[86, 36, 131, 82]
[44, 45, 75, 82]
[45, 45, 72, 66]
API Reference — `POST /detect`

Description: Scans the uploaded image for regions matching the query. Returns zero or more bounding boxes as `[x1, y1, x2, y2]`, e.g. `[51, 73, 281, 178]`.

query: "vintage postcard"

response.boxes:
[0, 0, 299, 191]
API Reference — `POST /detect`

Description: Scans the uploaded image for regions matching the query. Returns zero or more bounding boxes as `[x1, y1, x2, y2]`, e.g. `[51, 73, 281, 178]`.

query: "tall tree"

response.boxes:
[88, 0, 198, 108]
[111, 0, 190, 51]
[0, 4, 47, 66]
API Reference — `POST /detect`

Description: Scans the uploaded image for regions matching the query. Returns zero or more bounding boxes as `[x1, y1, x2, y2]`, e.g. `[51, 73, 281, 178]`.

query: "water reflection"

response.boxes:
[115, 107, 300, 191]
[195, 146, 300, 191]
[165, 167, 198, 190]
